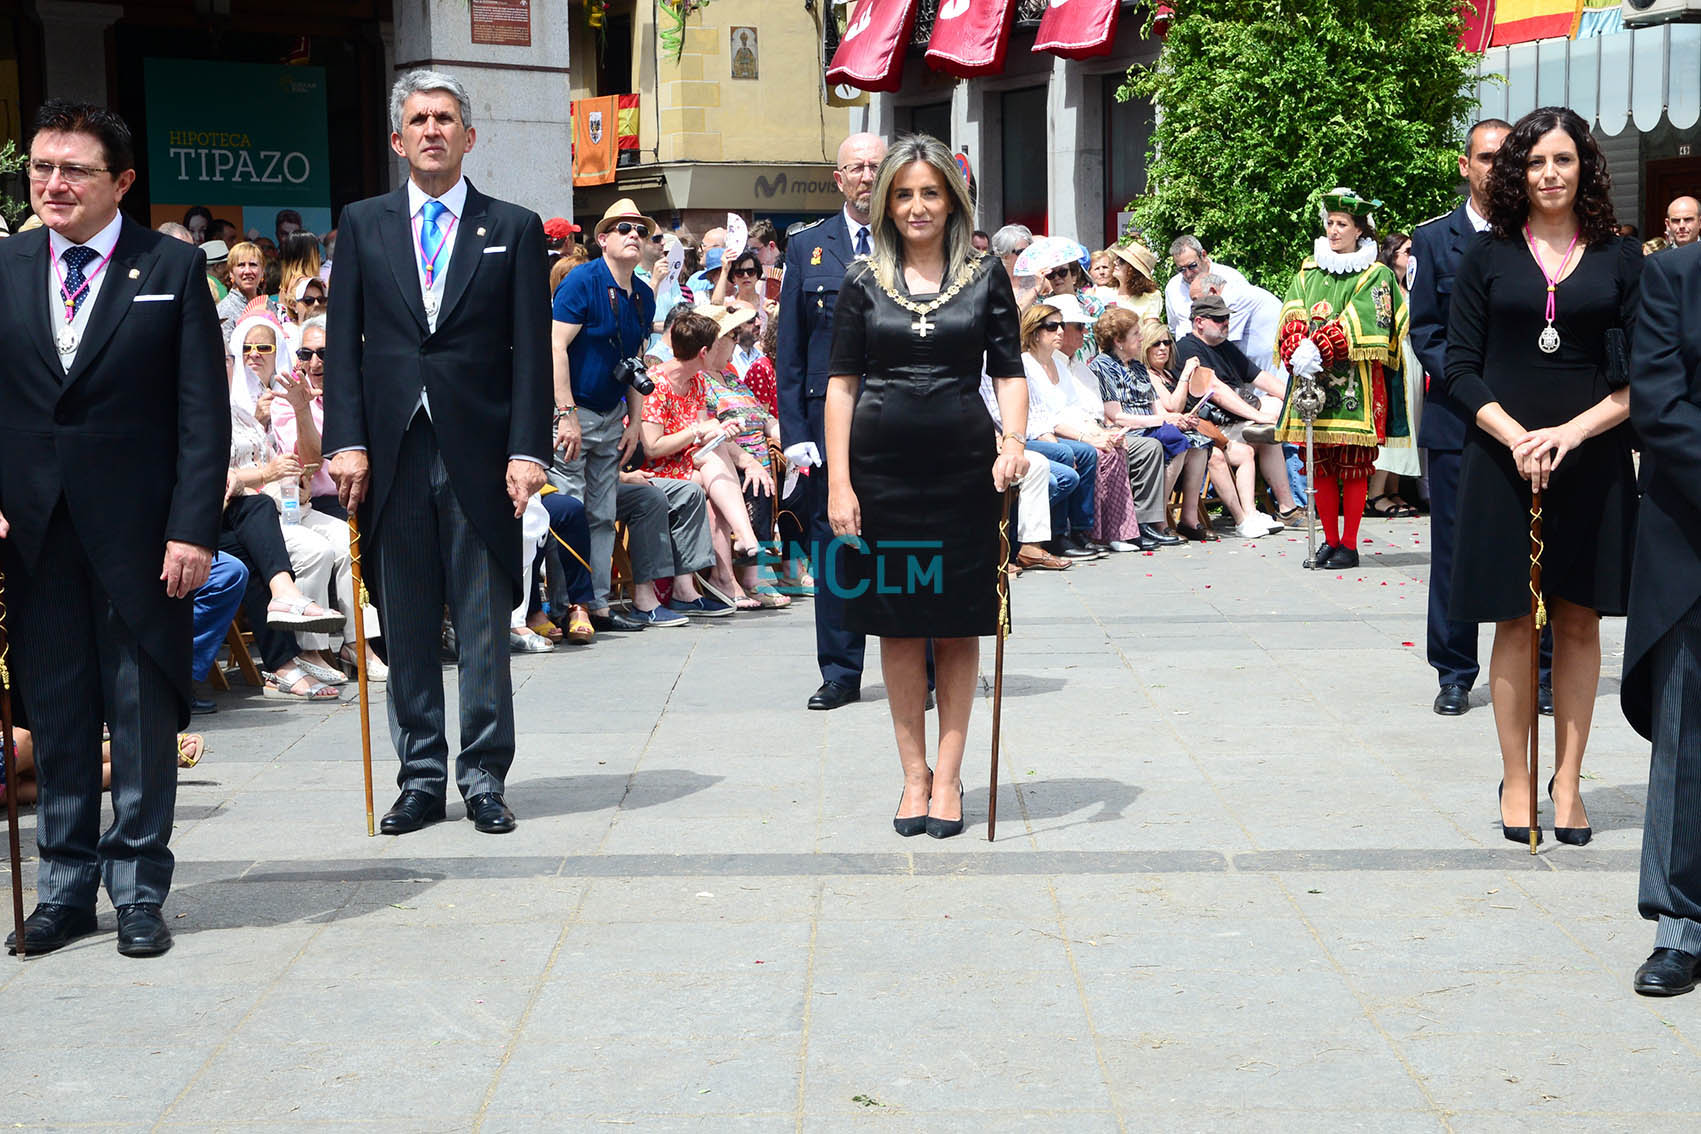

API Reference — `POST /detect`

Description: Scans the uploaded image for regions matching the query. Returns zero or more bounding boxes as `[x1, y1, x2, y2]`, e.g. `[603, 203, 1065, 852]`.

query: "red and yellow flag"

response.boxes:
[1489, 0, 1582, 47]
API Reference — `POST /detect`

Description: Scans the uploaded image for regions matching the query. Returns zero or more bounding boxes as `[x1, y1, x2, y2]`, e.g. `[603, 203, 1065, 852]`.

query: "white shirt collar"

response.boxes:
[407, 175, 468, 219]
[1465, 198, 1490, 233]
[48, 210, 124, 264]
[843, 206, 870, 250]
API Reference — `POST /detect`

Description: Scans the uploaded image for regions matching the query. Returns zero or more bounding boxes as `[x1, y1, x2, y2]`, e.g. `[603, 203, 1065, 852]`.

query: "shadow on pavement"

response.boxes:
[504, 769, 722, 819]
[966, 776, 1142, 831]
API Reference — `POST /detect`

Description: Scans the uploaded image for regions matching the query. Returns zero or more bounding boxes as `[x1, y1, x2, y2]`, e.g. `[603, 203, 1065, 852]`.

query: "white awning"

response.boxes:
[1475, 23, 1701, 135]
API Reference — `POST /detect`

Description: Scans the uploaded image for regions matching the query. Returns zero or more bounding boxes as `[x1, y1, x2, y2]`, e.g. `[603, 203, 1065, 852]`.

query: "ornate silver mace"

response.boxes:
[1291, 370, 1326, 569]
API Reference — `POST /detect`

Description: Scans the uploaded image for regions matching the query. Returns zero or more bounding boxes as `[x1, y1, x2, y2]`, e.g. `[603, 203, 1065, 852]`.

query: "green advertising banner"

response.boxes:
[143, 58, 331, 230]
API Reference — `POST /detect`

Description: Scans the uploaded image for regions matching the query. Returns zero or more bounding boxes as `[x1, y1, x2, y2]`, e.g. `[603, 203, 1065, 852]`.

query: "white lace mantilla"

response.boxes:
[1311, 237, 1377, 276]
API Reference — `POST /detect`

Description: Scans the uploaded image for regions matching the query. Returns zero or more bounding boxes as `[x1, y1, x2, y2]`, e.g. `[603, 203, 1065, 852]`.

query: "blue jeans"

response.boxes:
[193, 552, 249, 682]
[1027, 438, 1097, 533]
[540, 490, 597, 608]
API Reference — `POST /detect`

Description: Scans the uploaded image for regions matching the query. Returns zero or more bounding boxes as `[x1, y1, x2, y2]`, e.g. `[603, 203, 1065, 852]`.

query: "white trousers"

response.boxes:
[511, 494, 551, 630]
[1015, 454, 1052, 544]
[293, 506, 381, 651]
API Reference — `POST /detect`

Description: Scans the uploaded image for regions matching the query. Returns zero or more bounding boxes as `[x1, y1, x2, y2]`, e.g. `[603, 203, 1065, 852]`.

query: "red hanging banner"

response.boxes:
[827, 0, 923, 94]
[1032, 0, 1122, 60]
[926, 0, 1019, 78]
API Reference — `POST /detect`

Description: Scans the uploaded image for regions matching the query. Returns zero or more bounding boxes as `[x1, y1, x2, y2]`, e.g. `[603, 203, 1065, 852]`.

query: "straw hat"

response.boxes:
[1109, 241, 1158, 282]
[593, 197, 659, 238]
[695, 302, 757, 337]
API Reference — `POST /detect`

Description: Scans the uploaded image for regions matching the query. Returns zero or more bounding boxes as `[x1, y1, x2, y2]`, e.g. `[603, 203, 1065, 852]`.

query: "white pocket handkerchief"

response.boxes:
[482, 245, 507, 255]
[133, 294, 176, 303]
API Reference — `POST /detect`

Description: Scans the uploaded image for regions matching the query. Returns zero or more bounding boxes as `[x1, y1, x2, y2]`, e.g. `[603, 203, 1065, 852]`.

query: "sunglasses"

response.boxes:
[1177, 261, 1204, 275]
[1044, 267, 1073, 281]
[613, 221, 649, 237]
[1150, 340, 1174, 348]
[297, 295, 327, 308]
[650, 232, 665, 243]
[1199, 313, 1230, 324]
[1038, 320, 1063, 333]
[241, 343, 276, 355]
[296, 347, 327, 361]
[731, 267, 760, 279]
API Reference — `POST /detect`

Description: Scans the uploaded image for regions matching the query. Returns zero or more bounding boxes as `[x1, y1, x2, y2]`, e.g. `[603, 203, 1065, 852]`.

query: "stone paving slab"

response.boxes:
[3, 516, 1699, 1130]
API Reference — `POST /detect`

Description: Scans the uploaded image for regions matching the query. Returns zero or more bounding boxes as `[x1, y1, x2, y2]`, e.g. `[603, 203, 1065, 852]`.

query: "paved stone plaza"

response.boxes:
[3, 517, 1699, 1131]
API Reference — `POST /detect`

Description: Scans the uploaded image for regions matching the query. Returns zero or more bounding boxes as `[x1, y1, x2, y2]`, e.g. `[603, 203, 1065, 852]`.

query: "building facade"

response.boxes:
[565, 0, 853, 235]
[1, 0, 575, 231]
[858, 0, 1156, 248]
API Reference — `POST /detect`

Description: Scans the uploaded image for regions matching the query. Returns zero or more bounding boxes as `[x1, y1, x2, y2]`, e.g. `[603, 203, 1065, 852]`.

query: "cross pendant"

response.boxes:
[912, 313, 935, 338]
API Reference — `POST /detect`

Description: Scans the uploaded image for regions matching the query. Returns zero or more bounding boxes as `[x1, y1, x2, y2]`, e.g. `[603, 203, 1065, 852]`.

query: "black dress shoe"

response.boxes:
[465, 792, 516, 834]
[5, 903, 98, 955]
[115, 903, 172, 957]
[1175, 522, 1221, 542]
[1143, 528, 1183, 547]
[807, 681, 860, 711]
[926, 784, 966, 840]
[1330, 546, 1360, 569]
[1134, 534, 1160, 551]
[1310, 543, 1338, 568]
[1634, 948, 1700, 996]
[589, 610, 647, 632]
[190, 696, 217, 716]
[1538, 684, 1554, 717]
[379, 789, 447, 835]
[1433, 684, 1470, 716]
[893, 784, 930, 838]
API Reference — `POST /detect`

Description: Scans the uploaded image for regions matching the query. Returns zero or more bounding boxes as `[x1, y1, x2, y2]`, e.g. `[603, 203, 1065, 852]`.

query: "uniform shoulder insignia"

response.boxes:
[1414, 212, 1451, 230]
[787, 217, 827, 239]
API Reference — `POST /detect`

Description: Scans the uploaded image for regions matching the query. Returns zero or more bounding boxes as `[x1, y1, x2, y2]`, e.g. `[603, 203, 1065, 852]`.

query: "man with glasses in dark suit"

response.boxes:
[0, 102, 227, 956]
[324, 69, 551, 837]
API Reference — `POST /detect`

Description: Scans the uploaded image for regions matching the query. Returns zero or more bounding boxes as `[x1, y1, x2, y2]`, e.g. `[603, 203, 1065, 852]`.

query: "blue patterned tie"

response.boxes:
[61, 245, 99, 318]
[419, 199, 447, 282]
[855, 226, 870, 258]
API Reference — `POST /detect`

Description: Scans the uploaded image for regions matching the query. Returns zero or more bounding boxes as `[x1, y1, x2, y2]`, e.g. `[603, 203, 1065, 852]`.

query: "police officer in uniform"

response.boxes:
[776, 132, 886, 710]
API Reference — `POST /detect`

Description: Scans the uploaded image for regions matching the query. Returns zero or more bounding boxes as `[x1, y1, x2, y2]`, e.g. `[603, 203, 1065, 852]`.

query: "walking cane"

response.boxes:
[988, 488, 1015, 842]
[1527, 490, 1546, 855]
[0, 570, 28, 956]
[347, 515, 377, 837]
[1292, 370, 1326, 569]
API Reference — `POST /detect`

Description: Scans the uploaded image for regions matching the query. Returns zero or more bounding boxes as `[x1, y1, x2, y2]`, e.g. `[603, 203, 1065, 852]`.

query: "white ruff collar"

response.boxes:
[1312, 236, 1377, 275]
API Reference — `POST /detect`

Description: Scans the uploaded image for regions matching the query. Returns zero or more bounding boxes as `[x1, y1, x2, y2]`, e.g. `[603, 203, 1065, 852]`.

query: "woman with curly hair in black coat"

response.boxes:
[1443, 106, 1642, 848]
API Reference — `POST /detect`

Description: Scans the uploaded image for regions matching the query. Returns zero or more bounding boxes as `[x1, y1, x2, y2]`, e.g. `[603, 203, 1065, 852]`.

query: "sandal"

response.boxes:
[528, 617, 564, 643]
[338, 648, 388, 683]
[262, 667, 341, 702]
[265, 596, 344, 633]
[732, 593, 762, 611]
[296, 657, 348, 686]
[177, 733, 208, 769]
[751, 586, 792, 609]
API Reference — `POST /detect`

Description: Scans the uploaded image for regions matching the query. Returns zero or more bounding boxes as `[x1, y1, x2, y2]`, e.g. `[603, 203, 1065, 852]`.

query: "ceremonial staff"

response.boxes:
[347, 516, 377, 837]
[1291, 368, 1326, 569]
[988, 488, 1015, 842]
[1526, 491, 1546, 855]
[0, 569, 27, 956]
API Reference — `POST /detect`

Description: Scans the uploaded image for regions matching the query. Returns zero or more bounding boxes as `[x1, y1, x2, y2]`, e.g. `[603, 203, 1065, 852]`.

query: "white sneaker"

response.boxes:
[1252, 510, 1285, 534]
[1235, 518, 1274, 539]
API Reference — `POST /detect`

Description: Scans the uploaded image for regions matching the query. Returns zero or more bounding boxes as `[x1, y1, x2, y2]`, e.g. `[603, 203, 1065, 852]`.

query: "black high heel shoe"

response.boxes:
[1547, 776, 1593, 846]
[894, 777, 931, 837]
[1499, 780, 1543, 846]
[926, 784, 965, 840]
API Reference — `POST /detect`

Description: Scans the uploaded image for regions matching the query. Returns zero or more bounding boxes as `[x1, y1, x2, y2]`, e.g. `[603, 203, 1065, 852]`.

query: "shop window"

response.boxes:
[898, 101, 951, 146]
[1104, 82, 1153, 245]
[1001, 86, 1046, 235]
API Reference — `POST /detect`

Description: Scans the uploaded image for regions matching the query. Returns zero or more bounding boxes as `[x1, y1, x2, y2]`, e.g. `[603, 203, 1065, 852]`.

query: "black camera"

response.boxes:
[612, 356, 654, 396]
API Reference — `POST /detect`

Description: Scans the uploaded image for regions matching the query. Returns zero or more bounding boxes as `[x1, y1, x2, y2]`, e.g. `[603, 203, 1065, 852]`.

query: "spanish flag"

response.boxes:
[1490, 0, 1581, 47]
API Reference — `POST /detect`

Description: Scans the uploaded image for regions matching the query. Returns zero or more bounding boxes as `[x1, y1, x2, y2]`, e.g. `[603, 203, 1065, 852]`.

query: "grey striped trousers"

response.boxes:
[1641, 600, 1701, 953]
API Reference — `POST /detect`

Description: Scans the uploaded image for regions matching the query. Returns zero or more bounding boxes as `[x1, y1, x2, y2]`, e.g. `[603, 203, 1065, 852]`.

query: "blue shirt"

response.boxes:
[553, 257, 657, 414]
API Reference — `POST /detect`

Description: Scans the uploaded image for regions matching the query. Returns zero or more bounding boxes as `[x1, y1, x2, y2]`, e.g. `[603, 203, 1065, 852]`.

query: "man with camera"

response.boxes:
[552, 199, 659, 632]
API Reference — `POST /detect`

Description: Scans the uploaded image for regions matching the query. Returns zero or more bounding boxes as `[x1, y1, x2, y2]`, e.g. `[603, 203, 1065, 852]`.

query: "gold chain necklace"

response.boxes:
[874, 259, 979, 339]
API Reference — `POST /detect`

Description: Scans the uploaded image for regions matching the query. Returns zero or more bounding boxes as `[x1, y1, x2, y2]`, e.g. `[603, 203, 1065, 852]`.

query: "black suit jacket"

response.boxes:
[1623, 241, 1701, 739]
[322, 181, 552, 600]
[0, 219, 229, 722]
[775, 214, 856, 451]
[1409, 202, 1476, 450]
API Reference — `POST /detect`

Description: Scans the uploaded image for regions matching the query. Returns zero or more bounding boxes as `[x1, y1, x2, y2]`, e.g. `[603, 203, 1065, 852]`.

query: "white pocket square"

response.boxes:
[482, 245, 507, 254]
[133, 294, 176, 302]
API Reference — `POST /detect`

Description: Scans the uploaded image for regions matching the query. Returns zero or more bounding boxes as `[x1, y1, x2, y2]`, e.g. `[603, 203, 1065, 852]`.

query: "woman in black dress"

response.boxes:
[1444, 106, 1641, 847]
[826, 134, 1029, 839]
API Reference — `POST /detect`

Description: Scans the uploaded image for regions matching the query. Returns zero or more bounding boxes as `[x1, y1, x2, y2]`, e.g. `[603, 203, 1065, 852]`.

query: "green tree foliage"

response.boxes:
[0, 140, 28, 229]
[1118, 0, 1482, 292]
